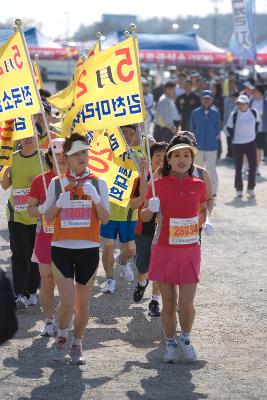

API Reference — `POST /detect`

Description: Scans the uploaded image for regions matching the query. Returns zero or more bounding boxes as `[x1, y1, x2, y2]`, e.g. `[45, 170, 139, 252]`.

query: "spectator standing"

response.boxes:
[190, 90, 221, 197]
[175, 79, 201, 131]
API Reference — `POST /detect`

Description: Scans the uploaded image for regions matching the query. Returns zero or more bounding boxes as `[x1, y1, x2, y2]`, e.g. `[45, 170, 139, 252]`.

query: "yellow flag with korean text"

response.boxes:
[48, 42, 100, 112]
[72, 36, 145, 130]
[0, 120, 14, 178]
[89, 132, 138, 206]
[0, 31, 40, 122]
[33, 61, 44, 90]
[12, 115, 35, 141]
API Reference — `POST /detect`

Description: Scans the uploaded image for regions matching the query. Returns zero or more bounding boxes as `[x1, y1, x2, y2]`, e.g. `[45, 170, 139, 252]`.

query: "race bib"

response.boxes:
[169, 216, 199, 245]
[60, 199, 92, 229]
[42, 216, 54, 234]
[13, 188, 30, 211]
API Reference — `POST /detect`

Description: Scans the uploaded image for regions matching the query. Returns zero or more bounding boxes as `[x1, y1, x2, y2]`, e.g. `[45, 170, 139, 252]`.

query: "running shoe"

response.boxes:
[121, 262, 134, 282]
[178, 336, 197, 362]
[102, 279, 117, 294]
[247, 189, 256, 199]
[235, 190, 243, 198]
[69, 344, 86, 365]
[50, 336, 68, 362]
[133, 279, 149, 303]
[16, 295, 28, 309]
[27, 294, 38, 306]
[148, 300, 160, 317]
[41, 319, 57, 337]
[163, 341, 179, 363]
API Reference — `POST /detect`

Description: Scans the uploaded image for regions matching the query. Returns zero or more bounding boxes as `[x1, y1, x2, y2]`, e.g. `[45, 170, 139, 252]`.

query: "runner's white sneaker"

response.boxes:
[247, 189, 255, 199]
[27, 294, 38, 306]
[102, 279, 117, 294]
[178, 336, 197, 362]
[50, 336, 68, 362]
[163, 342, 179, 363]
[16, 295, 28, 309]
[41, 319, 57, 337]
[235, 190, 243, 198]
[69, 344, 86, 365]
[121, 262, 134, 282]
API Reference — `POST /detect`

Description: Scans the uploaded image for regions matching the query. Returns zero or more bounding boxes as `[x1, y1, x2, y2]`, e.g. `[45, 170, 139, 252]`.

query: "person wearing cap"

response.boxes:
[227, 95, 259, 198]
[0, 136, 49, 309]
[153, 81, 180, 143]
[33, 98, 60, 150]
[175, 79, 201, 131]
[27, 138, 68, 336]
[44, 133, 109, 364]
[101, 125, 140, 294]
[141, 135, 207, 363]
[190, 90, 221, 197]
[250, 85, 267, 175]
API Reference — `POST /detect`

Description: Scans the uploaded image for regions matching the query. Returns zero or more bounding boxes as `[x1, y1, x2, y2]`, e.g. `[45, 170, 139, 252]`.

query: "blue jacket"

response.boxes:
[190, 106, 221, 151]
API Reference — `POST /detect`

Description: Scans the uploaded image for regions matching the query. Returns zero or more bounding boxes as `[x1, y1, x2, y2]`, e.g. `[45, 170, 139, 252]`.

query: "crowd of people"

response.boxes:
[0, 67, 266, 366]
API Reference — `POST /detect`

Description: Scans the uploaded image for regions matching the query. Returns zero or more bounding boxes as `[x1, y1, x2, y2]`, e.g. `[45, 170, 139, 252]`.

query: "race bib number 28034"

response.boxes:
[169, 216, 199, 245]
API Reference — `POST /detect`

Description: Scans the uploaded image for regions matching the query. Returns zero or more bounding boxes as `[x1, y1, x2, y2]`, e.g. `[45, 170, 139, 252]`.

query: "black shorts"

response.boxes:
[135, 234, 154, 274]
[51, 246, 99, 285]
[256, 131, 266, 150]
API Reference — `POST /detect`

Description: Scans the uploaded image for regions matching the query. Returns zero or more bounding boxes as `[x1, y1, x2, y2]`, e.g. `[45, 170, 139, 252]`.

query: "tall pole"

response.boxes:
[128, 23, 156, 197]
[15, 19, 65, 193]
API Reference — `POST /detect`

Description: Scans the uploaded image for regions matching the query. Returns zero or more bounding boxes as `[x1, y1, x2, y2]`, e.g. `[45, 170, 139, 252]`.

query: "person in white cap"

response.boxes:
[28, 138, 68, 336]
[44, 133, 109, 364]
[227, 95, 259, 198]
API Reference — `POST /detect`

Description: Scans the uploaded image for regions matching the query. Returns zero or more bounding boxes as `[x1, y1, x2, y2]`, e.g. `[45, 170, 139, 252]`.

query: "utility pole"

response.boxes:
[209, 0, 222, 44]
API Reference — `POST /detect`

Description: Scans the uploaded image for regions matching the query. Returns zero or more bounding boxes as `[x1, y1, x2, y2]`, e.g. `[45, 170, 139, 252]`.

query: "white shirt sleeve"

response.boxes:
[98, 178, 109, 212]
[43, 178, 57, 209]
[227, 112, 234, 128]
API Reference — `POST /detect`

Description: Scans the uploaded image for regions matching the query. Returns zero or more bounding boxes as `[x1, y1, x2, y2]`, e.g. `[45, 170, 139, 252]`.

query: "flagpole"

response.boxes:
[15, 19, 65, 193]
[128, 24, 156, 197]
[32, 116, 48, 196]
[96, 32, 102, 52]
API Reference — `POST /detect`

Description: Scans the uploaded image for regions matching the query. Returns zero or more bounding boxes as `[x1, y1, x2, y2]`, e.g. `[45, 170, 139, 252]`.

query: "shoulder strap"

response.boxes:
[251, 108, 257, 119]
[91, 178, 100, 196]
[196, 167, 204, 181]
[232, 110, 238, 134]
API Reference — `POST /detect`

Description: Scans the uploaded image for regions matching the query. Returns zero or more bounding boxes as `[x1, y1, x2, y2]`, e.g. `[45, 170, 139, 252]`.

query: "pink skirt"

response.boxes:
[148, 244, 201, 285]
[31, 230, 52, 265]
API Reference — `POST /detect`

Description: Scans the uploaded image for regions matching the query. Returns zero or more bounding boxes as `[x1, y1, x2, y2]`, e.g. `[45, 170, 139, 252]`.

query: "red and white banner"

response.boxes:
[139, 50, 230, 65]
[28, 47, 79, 60]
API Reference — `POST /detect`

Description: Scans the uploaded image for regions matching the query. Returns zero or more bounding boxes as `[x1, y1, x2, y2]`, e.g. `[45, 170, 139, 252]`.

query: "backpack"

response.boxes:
[0, 269, 18, 345]
[227, 109, 258, 138]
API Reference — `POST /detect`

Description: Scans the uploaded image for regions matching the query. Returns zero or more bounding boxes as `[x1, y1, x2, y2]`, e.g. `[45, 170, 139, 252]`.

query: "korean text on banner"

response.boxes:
[0, 31, 40, 122]
[12, 114, 35, 141]
[89, 133, 138, 207]
[33, 61, 44, 90]
[0, 120, 13, 177]
[73, 37, 145, 130]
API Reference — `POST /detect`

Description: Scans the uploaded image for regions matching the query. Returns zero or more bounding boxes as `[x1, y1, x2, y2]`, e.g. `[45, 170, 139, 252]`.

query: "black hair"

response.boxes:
[63, 133, 88, 155]
[178, 131, 197, 146]
[39, 88, 51, 98]
[41, 97, 51, 115]
[150, 142, 168, 159]
[162, 135, 195, 177]
[164, 81, 176, 90]
[232, 91, 239, 98]
[45, 151, 53, 169]
[255, 85, 265, 96]
[120, 124, 136, 131]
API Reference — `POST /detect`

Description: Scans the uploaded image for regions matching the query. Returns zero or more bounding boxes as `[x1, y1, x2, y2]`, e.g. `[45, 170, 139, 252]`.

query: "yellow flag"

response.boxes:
[0, 120, 14, 178]
[48, 42, 100, 112]
[89, 133, 138, 206]
[12, 115, 35, 141]
[106, 127, 127, 158]
[33, 61, 44, 90]
[72, 37, 145, 130]
[0, 31, 40, 122]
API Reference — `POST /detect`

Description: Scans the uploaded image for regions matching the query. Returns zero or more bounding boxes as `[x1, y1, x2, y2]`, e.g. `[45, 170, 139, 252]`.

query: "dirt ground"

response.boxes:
[0, 157, 266, 400]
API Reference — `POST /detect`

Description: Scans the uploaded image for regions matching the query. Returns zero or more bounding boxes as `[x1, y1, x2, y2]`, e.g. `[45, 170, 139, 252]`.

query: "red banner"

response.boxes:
[139, 50, 230, 65]
[28, 47, 79, 60]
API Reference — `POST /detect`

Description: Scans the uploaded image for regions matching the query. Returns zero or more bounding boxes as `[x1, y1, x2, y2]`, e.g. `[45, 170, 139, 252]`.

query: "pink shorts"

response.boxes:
[148, 244, 201, 285]
[31, 230, 52, 265]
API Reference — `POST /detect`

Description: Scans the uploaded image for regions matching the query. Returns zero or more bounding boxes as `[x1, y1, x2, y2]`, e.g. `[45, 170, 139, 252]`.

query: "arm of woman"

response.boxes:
[94, 179, 109, 225]
[130, 175, 148, 210]
[44, 179, 60, 224]
[199, 201, 207, 227]
[28, 197, 41, 218]
[140, 199, 154, 222]
[202, 169, 214, 215]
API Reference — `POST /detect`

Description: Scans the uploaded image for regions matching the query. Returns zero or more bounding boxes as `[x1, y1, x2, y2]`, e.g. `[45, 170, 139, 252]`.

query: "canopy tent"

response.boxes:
[102, 32, 230, 65]
[0, 27, 78, 60]
[257, 40, 267, 65]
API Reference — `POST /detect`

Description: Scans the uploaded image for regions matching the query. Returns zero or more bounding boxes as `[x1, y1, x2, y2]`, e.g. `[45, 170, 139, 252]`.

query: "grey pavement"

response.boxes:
[0, 159, 267, 400]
